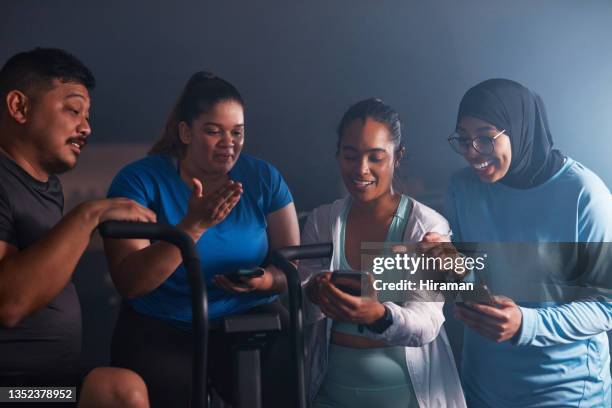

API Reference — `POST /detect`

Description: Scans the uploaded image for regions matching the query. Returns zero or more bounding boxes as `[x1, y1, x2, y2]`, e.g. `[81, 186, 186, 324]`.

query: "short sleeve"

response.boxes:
[0, 185, 17, 246]
[262, 161, 293, 215]
[107, 162, 153, 209]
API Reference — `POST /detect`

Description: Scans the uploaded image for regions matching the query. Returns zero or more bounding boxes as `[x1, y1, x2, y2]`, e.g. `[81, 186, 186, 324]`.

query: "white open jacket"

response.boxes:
[298, 196, 466, 408]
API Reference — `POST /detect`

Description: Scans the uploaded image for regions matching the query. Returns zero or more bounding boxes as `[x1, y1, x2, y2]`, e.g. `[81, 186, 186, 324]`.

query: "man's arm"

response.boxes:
[0, 198, 155, 327]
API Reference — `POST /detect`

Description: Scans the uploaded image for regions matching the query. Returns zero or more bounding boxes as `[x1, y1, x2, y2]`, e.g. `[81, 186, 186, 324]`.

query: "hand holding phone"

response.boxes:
[454, 294, 522, 343]
[330, 270, 376, 297]
[458, 283, 495, 305]
[226, 267, 265, 284]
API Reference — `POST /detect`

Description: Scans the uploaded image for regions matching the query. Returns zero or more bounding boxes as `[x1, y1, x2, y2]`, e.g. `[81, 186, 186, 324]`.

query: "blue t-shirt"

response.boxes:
[445, 158, 612, 407]
[108, 153, 293, 324]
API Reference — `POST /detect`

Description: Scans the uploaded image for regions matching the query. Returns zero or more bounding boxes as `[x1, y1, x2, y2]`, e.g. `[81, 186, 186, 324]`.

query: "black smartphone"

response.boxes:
[459, 283, 495, 305]
[330, 270, 374, 297]
[226, 267, 265, 284]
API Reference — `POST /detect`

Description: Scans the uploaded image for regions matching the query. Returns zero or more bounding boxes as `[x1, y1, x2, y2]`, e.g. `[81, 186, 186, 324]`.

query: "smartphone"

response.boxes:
[458, 283, 495, 305]
[330, 270, 374, 297]
[226, 267, 265, 284]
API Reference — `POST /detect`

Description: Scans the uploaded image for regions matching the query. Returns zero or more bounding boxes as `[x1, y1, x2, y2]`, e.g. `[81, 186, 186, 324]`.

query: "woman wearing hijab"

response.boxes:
[445, 79, 612, 407]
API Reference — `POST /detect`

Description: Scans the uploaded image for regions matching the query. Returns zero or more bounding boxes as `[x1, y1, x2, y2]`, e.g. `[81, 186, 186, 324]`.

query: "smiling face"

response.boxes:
[456, 116, 512, 183]
[22, 79, 91, 175]
[179, 99, 244, 177]
[337, 117, 398, 203]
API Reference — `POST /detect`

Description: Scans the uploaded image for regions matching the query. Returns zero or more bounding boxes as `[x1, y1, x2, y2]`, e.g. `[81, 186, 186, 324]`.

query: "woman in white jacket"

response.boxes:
[299, 98, 466, 408]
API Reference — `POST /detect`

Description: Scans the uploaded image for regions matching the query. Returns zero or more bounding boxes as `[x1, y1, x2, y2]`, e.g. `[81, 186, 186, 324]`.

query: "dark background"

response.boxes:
[2, 0, 611, 370]
[2, 1, 611, 211]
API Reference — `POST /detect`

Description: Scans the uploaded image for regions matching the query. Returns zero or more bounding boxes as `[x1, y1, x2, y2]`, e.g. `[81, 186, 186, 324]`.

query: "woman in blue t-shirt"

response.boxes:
[104, 72, 299, 407]
[445, 79, 612, 407]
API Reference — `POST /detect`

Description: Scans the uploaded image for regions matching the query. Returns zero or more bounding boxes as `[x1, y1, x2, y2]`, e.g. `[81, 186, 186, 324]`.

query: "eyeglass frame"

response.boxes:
[447, 128, 507, 155]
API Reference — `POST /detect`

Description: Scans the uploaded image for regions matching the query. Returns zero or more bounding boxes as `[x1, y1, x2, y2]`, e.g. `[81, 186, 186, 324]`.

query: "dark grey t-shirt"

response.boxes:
[0, 153, 81, 386]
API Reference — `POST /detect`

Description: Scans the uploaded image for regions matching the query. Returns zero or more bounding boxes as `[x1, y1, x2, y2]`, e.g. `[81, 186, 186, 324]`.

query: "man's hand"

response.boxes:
[78, 198, 157, 224]
[454, 296, 523, 343]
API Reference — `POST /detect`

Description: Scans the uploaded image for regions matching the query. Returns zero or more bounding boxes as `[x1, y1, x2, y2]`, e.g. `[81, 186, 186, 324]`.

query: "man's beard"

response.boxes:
[43, 154, 77, 175]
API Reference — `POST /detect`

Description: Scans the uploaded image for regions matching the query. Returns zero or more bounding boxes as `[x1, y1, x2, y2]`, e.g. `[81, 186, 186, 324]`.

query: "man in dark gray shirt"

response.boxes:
[0, 48, 153, 407]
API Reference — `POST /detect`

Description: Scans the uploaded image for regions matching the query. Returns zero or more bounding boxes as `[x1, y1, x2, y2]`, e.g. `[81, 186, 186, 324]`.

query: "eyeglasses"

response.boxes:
[447, 129, 506, 155]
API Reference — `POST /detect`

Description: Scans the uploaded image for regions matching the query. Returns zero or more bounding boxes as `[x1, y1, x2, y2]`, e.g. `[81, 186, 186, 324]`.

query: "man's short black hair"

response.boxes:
[0, 47, 95, 99]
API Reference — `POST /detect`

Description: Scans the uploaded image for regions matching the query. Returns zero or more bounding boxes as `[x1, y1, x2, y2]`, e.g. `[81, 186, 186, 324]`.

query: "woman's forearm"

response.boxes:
[259, 264, 288, 294]
[107, 221, 207, 299]
[109, 240, 188, 299]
